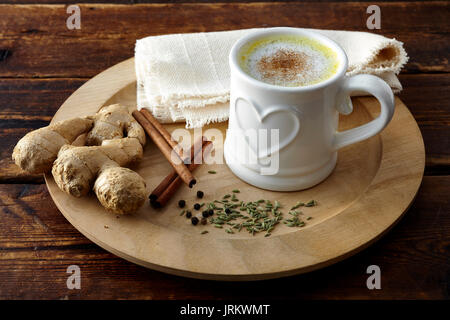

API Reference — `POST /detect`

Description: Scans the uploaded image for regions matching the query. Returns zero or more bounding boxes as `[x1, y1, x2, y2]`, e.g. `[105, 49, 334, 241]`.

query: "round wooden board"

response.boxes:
[45, 58, 425, 281]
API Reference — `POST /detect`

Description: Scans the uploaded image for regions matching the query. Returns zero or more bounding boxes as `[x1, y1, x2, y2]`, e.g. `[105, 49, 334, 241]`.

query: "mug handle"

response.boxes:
[332, 74, 395, 151]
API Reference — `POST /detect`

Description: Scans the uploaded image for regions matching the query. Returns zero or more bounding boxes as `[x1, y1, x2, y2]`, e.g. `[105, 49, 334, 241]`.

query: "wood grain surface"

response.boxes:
[0, 3, 448, 77]
[0, 0, 448, 299]
[0, 176, 448, 299]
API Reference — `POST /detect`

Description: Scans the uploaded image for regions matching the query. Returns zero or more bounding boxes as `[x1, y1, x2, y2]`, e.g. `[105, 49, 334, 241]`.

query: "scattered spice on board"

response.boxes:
[291, 201, 304, 210]
[305, 200, 318, 207]
[179, 190, 318, 237]
[178, 199, 186, 208]
[207, 170, 217, 174]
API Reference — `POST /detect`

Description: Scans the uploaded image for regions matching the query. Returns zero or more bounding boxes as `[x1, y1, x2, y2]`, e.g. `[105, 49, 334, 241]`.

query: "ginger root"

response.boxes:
[13, 104, 148, 214]
[94, 167, 146, 215]
[52, 138, 146, 214]
[86, 103, 146, 146]
[12, 118, 94, 173]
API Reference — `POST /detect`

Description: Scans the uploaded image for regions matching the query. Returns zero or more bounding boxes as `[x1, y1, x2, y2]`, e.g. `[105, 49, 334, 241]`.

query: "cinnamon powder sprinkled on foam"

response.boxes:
[256, 49, 311, 84]
[239, 35, 340, 87]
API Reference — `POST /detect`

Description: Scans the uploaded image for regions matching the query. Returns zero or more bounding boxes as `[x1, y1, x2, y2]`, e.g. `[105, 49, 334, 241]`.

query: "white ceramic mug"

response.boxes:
[224, 27, 395, 191]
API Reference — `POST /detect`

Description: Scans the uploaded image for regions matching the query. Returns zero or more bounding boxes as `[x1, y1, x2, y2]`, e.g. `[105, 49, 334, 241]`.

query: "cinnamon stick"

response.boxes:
[149, 135, 206, 201]
[140, 108, 184, 158]
[132, 110, 196, 188]
[152, 141, 213, 208]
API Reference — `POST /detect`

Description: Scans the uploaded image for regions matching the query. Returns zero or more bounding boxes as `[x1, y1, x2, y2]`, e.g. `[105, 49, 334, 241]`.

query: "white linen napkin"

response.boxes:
[135, 28, 408, 128]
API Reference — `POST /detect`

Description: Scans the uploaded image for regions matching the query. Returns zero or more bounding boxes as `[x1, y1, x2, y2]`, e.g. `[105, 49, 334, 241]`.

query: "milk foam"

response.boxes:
[239, 35, 339, 87]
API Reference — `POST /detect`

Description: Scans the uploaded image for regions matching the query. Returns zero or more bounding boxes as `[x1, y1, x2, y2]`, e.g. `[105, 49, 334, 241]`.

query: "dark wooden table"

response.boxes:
[0, 1, 448, 300]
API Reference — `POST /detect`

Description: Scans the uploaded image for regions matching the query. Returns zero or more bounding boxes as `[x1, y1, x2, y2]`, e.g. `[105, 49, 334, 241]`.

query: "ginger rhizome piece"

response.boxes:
[13, 104, 148, 214]
[12, 118, 94, 174]
[86, 103, 146, 146]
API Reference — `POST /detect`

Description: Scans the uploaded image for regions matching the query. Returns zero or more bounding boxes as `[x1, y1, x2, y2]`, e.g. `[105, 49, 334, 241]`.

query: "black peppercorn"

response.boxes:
[196, 190, 204, 198]
[208, 209, 214, 216]
[225, 208, 231, 214]
[191, 217, 199, 225]
[185, 211, 192, 218]
[178, 200, 186, 208]
[193, 203, 201, 210]
[202, 211, 209, 218]
[201, 218, 207, 225]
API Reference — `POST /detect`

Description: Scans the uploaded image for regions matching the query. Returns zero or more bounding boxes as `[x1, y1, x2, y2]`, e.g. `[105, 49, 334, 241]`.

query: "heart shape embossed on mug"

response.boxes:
[234, 97, 301, 159]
